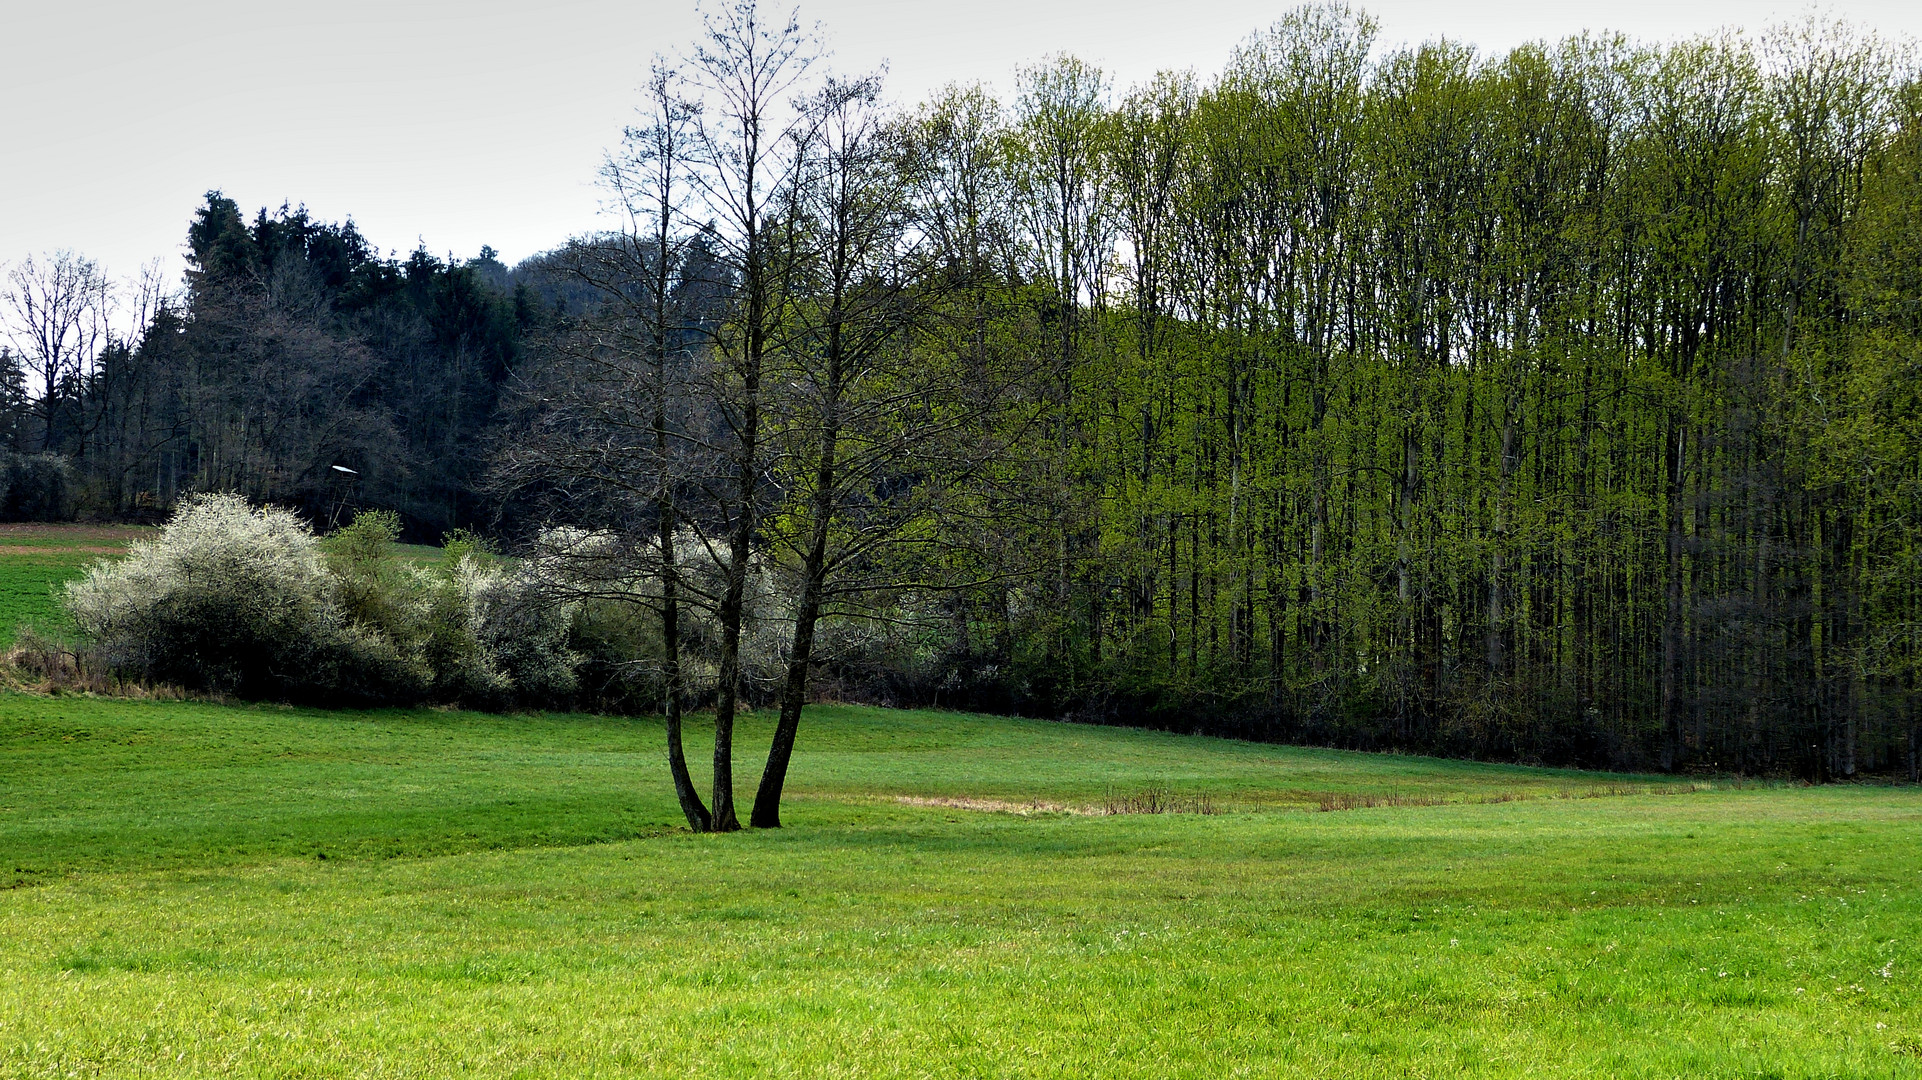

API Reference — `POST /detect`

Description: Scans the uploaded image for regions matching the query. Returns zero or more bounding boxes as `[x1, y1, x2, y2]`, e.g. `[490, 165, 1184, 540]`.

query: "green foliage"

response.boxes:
[438, 526, 495, 566]
[321, 509, 414, 645]
[0, 694, 1917, 1075]
[30, 13, 1922, 782]
[0, 453, 75, 522]
[892, 17, 1922, 779]
[568, 596, 667, 713]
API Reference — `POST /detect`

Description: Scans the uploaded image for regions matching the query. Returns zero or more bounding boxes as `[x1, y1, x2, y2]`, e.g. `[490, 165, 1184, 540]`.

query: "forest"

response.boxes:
[7, 2, 1922, 784]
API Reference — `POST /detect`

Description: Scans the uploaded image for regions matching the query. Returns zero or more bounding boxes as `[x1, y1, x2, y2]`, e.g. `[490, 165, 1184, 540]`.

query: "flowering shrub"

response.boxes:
[65, 496, 576, 707]
[66, 494, 371, 700]
[453, 552, 579, 706]
[520, 526, 793, 710]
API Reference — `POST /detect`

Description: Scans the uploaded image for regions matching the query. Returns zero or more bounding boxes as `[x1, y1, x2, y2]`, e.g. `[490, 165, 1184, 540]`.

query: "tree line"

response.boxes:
[11, 2, 1922, 798]
[1, 199, 539, 531]
[893, 4, 1922, 784]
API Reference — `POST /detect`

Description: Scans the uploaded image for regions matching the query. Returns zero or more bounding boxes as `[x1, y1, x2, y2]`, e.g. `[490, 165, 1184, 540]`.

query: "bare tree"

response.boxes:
[622, 64, 716, 832]
[2, 251, 114, 451]
[121, 258, 172, 356]
[681, 0, 823, 831]
[178, 251, 398, 506]
[495, 1, 822, 833]
[500, 61, 719, 831]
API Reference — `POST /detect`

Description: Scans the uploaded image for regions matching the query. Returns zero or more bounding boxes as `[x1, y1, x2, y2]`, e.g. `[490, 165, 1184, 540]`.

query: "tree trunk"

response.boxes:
[752, 338, 842, 828]
[1487, 408, 1517, 677]
[659, 500, 710, 832]
[710, 511, 752, 833]
[751, 559, 826, 829]
[710, 391, 761, 833]
[1660, 422, 1686, 772]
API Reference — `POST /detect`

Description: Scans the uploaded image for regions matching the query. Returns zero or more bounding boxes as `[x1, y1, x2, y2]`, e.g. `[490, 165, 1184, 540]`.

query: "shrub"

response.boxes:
[520, 526, 793, 709]
[568, 596, 665, 714]
[64, 494, 388, 701]
[65, 497, 585, 708]
[459, 553, 579, 704]
[0, 453, 76, 522]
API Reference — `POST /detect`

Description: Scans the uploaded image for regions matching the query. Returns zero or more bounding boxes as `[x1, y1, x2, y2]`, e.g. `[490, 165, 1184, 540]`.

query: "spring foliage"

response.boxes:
[26, 5, 1922, 776]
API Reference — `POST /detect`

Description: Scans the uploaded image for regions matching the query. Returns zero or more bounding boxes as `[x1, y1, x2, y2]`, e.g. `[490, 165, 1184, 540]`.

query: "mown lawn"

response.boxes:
[2, 691, 1919, 1077]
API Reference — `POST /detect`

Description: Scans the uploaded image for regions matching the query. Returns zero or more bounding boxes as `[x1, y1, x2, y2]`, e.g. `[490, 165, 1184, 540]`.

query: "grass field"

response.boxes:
[0, 524, 148, 644]
[1, 525, 1919, 1077]
[2, 694, 1919, 1077]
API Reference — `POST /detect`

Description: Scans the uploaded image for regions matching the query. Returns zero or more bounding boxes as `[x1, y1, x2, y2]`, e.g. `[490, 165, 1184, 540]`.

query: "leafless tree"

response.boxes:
[680, 0, 823, 831]
[181, 255, 398, 505]
[2, 251, 114, 450]
[88, 259, 184, 511]
[499, 60, 720, 831]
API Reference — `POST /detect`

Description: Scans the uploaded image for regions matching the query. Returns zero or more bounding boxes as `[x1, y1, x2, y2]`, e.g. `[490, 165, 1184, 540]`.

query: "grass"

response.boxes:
[2, 693, 1919, 1077]
[0, 524, 149, 644]
[0, 524, 1918, 1076]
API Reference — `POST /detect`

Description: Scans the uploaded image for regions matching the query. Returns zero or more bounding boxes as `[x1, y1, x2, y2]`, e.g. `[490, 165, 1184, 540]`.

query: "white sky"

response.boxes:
[4, 0, 1918, 287]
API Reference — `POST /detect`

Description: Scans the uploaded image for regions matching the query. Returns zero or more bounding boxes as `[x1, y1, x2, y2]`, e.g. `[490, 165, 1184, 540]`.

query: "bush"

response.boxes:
[62, 501, 842, 713]
[0, 453, 76, 522]
[460, 553, 579, 704]
[65, 494, 379, 701]
[568, 597, 665, 714]
[64, 497, 578, 707]
[520, 526, 793, 711]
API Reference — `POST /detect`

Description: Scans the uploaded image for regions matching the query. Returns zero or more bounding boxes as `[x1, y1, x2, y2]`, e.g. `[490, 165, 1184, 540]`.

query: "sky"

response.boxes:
[4, 0, 1918, 289]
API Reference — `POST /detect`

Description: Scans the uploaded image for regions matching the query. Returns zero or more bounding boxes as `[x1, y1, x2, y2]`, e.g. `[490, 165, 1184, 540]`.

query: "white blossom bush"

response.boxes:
[521, 525, 794, 706]
[64, 494, 373, 699]
[453, 551, 579, 705]
[64, 496, 578, 707]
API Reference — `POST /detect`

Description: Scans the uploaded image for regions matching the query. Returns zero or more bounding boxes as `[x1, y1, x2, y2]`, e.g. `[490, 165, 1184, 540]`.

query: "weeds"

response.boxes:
[1103, 784, 1219, 815]
[2, 626, 192, 700]
[1314, 791, 1448, 812]
[1313, 784, 1690, 812]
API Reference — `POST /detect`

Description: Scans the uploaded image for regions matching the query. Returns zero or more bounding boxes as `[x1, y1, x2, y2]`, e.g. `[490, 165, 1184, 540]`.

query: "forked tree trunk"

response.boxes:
[710, 501, 754, 833]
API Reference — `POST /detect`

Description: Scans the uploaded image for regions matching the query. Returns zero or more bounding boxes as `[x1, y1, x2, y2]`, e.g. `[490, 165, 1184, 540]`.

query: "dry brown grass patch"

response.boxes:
[893, 795, 1089, 816]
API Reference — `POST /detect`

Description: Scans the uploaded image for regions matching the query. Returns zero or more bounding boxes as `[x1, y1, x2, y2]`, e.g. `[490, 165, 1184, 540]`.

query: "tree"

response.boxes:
[749, 74, 1012, 826]
[680, 0, 823, 831]
[1009, 54, 1112, 681]
[2, 251, 113, 452]
[499, 62, 718, 831]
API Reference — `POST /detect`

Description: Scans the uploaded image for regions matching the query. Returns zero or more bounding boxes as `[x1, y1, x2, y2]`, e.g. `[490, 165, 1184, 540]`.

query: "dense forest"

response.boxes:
[8, 2, 1922, 783]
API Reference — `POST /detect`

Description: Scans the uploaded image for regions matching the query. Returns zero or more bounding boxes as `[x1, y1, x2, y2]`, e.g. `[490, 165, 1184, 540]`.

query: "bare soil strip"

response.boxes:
[892, 795, 1094, 816]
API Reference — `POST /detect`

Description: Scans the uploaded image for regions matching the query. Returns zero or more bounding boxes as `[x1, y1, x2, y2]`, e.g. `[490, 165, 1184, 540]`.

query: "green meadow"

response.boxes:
[0, 525, 149, 644]
[0, 527, 1918, 1077]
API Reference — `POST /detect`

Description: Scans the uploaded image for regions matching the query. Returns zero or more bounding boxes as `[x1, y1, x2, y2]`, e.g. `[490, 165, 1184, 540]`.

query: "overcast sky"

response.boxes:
[4, 0, 1917, 286]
